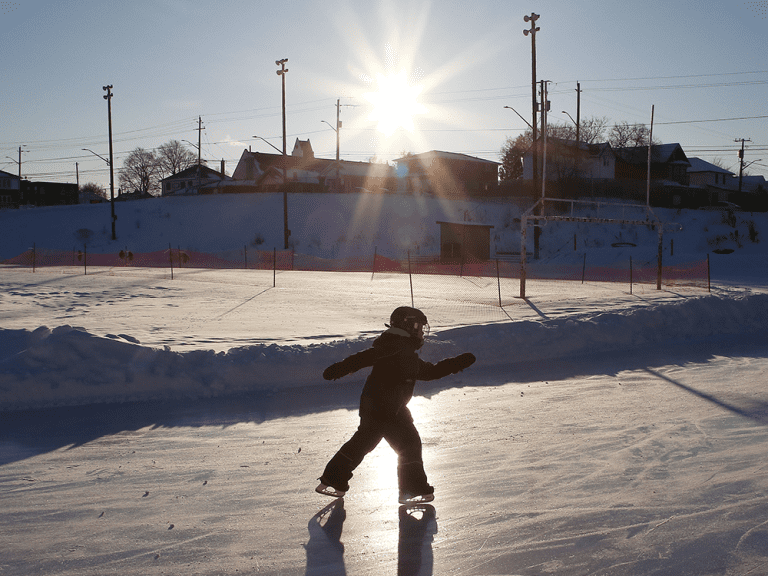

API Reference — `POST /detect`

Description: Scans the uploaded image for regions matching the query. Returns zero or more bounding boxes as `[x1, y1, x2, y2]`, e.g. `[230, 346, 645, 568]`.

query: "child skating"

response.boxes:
[316, 306, 476, 504]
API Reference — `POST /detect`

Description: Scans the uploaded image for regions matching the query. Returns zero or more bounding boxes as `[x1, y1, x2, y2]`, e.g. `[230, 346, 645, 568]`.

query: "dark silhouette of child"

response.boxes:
[316, 306, 475, 504]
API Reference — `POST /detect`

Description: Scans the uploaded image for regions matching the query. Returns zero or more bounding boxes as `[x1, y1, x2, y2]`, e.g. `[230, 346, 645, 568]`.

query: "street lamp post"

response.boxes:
[103, 85, 117, 240]
[276, 59, 289, 249]
[503, 106, 533, 130]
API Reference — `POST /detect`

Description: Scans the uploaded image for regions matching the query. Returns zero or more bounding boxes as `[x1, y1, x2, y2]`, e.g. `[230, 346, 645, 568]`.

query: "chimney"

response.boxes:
[220, 159, 225, 177]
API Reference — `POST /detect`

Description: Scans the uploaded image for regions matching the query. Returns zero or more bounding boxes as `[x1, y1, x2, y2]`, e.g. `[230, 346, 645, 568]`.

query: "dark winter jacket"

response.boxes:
[323, 328, 475, 420]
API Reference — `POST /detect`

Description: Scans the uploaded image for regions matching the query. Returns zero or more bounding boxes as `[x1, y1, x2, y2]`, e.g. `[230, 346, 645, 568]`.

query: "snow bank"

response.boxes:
[2, 293, 765, 411]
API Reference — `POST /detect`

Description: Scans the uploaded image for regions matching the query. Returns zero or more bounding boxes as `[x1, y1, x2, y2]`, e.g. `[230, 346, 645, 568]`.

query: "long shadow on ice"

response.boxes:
[1, 334, 767, 466]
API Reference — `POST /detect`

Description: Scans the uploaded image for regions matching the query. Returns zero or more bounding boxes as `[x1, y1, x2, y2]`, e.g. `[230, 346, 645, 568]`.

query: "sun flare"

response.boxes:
[365, 69, 427, 137]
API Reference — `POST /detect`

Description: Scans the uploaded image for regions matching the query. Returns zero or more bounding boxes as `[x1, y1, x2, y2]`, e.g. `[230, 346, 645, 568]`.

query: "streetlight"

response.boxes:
[504, 106, 533, 130]
[276, 58, 289, 249]
[82, 148, 110, 166]
[253, 136, 283, 154]
[82, 146, 116, 232]
[562, 110, 580, 145]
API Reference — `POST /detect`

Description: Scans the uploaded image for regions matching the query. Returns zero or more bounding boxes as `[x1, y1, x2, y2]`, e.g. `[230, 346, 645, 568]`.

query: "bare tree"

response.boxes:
[157, 140, 200, 180]
[577, 116, 609, 144]
[119, 147, 160, 195]
[80, 182, 108, 200]
[609, 121, 658, 149]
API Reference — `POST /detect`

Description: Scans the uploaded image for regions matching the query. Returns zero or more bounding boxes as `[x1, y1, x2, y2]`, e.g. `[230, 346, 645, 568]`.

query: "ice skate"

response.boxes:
[315, 478, 347, 499]
[398, 490, 435, 505]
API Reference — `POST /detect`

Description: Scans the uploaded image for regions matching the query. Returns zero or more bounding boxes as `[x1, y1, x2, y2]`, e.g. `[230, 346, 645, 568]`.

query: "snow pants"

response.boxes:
[320, 406, 431, 493]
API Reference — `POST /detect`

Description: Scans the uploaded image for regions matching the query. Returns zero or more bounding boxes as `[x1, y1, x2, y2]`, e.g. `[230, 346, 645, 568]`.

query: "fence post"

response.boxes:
[581, 253, 586, 284]
[32, 242, 36, 272]
[408, 250, 414, 308]
[178, 245, 182, 268]
[169, 242, 174, 280]
[707, 253, 711, 293]
[273, 247, 276, 288]
[496, 258, 502, 307]
[84, 244, 87, 275]
[630, 256, 633, 295]
[371, 246, 377, 281]
[244, 245, 248, 269]
[656, 225, 663, 291]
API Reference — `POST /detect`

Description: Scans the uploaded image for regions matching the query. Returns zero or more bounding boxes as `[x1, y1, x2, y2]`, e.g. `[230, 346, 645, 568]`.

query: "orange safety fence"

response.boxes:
[2, 247, 709, 288]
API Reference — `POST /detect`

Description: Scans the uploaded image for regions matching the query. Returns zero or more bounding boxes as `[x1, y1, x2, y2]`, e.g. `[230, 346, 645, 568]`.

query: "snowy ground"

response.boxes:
[2, 194, 768, 574]
[1, 261, 768, 575]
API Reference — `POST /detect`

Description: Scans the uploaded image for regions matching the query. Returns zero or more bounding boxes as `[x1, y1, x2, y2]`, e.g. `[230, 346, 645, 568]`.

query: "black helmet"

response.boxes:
[388, 306, 429, 346]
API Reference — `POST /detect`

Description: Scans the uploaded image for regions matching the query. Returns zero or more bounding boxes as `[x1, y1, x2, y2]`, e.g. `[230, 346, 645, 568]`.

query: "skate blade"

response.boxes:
[398, 493, 435, 505]
[315, 483, 346, 499]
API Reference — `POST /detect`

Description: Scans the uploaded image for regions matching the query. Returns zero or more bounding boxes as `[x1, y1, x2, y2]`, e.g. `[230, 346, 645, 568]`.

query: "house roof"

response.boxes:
[161, 163, 231, 182]
[615, 143, 690, 166]
[0, 169, 18, 179]
[687, 157, 734, 175]
[395, 150, 500, 166]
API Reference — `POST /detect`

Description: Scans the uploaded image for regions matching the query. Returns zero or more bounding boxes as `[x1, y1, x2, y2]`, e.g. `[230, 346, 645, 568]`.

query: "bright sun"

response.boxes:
[364, 69, 427, 137]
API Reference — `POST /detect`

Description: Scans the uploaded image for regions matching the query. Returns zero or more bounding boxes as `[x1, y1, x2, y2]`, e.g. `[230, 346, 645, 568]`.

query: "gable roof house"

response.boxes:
[395, 151, 500, 198]
[231, 139, 397, 194]
[613, 143, 691, 185]
[160, 162, 232, 196]
[687, 157, 734, 189]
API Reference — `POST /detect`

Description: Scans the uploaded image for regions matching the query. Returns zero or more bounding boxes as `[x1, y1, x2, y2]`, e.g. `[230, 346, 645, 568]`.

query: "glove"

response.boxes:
[449, 352, 476, 374]
[323, 362, 346, 381]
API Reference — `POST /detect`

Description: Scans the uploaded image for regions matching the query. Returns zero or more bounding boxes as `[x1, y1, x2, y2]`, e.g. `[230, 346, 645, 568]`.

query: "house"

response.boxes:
[231, 139, 397, 194]
[733, 174, 768, 211]
[395, 151, 499, 197]
[20, 180, 78, 206]
[161, 162, 231, 196]
[0, 169, 20, 209]
[522, 139, 615, 182]
[687, 158, 734, 189]
[318, 160, 396, 194]
[614, 143, 691, 185]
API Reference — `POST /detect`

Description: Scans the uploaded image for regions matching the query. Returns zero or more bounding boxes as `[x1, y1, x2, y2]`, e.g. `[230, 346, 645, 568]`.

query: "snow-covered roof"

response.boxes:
[395, 150, 500, 165]
[687, 157, 734, 175]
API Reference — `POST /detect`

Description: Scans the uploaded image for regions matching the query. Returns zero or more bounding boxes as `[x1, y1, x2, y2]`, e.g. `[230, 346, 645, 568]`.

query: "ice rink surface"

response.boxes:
[1, 265, 767, 575]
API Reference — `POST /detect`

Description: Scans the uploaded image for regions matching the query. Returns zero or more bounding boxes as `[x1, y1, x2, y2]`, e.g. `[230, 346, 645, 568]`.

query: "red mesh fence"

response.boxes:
[3, 247, 709, 292]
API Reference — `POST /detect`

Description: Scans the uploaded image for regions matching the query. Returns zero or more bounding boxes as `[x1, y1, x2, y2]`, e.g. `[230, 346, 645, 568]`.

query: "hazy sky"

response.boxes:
[1, 0, 767, 190]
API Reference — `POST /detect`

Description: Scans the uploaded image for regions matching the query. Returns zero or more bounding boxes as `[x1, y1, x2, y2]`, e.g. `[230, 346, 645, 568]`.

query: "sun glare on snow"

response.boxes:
[365, 69, 427, 136]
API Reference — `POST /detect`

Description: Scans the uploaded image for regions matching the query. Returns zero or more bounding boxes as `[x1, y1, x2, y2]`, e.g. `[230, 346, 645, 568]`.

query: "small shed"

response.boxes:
[436, 221, 493, 263]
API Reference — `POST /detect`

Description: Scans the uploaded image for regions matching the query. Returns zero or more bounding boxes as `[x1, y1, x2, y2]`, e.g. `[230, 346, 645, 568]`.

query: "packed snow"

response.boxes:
[1, 193, 766, 411]
[1, 193, 767, 575]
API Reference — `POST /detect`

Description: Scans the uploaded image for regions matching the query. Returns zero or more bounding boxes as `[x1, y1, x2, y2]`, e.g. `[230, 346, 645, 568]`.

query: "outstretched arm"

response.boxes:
[322, 348, 379, 381]
[418, 352, 476, 381]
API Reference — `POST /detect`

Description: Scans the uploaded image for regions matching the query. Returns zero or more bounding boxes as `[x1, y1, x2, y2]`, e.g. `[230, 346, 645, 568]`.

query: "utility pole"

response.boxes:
[735, 138, 751, 193]
[195, 116, 204, 191]
[540, 80, 550, 201]
[276, 58, 289, 249]
[575, 81, 581, 144]
[196, 116, 203, 165]
[524, 13, 540, 190]
[6, 146, 25, 202]
[103, 85, 117, 240]
[523, 12, 541, 261]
